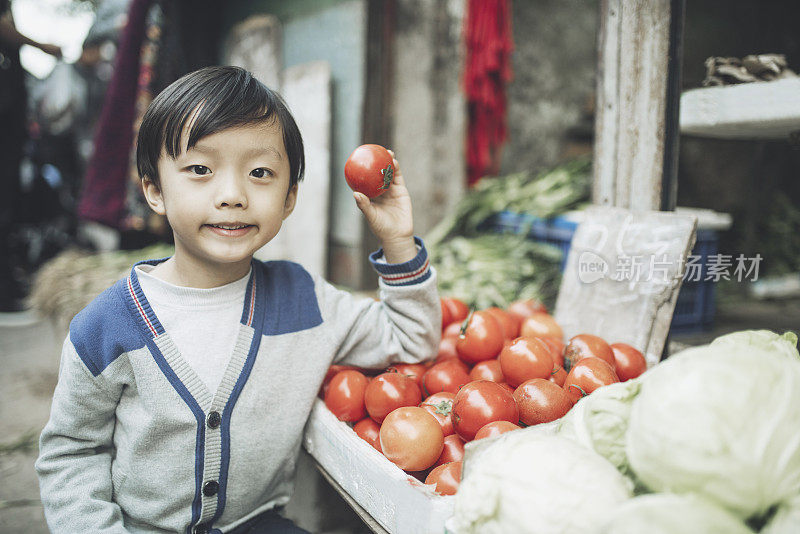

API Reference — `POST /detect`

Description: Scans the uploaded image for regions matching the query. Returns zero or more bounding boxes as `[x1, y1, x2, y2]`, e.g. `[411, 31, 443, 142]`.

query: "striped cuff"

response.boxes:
[369, 236, 432, 286]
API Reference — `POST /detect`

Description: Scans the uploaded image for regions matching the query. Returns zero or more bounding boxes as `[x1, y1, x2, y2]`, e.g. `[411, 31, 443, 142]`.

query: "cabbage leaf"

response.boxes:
[626, 330, 800, 520]
[600, 493, 754, 534]
[448, 433, 632, 534]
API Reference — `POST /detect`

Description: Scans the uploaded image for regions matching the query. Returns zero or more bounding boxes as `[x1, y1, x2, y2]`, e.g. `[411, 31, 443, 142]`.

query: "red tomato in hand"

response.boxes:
[388, 363, 427, 389]
[611, 342, 647, 381]
[564, 334, 616, 370]
[485, 307, 521, 339]
[506, 299, 548, 321]
[498, 337, 554, 388]
[563, 357, 620, 403]
[420, 392, 456, 436]
[433, 433, 465, 468]
[344, 144, 395, 198]
[520, 313, 564, 340]
[452, 381, 519, 441]
[442, 297, 469, 325]
[468, 359, 505, 383]
[365, 372, 422, 423]
[324, 370, 369, 421]
[425, 461, 462, 496]
[353, 417, 382, 452]
[474, 420, 521, 440]
[422, 360, 470, 396]
[549, 365, 568, 387]
[456, 311, 504, 364]
[380, 407, 444, 471]
[513, 378, 573, 426]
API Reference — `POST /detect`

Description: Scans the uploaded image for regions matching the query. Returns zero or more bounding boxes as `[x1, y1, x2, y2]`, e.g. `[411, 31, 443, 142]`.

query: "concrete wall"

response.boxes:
[500, 0, 599, 174]
[391, 0, 467, 237]
[225, 0, 369, 288]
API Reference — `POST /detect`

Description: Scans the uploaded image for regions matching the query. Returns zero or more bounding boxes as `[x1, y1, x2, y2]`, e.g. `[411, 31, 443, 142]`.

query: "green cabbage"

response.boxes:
[626, 330, 800, 520]
[760, 494, 800, 534]
[448, 433, 633, 534]
[556, 379, 641, 475]
[600, 493, 754, 534]
[710, 330, 799, 361]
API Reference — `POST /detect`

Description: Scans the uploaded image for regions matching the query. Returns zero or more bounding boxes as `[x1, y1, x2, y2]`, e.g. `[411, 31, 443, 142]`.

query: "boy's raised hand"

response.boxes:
[353, 152, 417, 264]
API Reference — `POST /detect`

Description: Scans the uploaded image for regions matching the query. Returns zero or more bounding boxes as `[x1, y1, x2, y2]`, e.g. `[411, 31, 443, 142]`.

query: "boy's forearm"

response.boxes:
[380, 236, 417, 264]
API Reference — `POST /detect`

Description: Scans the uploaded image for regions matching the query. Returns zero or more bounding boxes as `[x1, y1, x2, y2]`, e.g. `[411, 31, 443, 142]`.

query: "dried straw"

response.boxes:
[28, 244, 173, 329]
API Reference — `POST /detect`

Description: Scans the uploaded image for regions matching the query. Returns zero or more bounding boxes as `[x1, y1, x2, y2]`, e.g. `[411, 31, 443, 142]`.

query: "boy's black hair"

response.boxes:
[136, 66, 304, 189]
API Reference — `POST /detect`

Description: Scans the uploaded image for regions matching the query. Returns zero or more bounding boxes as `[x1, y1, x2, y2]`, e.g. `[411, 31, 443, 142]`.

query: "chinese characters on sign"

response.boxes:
[609, 253, 762, 283]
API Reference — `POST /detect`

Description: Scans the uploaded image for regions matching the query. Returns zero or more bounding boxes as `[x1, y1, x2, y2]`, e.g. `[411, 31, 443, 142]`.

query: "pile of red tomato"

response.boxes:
[320, 297, 648, 497]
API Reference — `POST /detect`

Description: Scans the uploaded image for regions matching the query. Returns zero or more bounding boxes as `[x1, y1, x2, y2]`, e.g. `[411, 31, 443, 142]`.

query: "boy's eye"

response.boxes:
[250, 168, 273, 179]
[188, 165, 211, 175]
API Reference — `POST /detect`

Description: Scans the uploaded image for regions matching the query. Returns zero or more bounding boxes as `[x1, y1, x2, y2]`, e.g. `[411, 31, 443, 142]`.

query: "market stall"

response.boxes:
[300, 1, 800, 532]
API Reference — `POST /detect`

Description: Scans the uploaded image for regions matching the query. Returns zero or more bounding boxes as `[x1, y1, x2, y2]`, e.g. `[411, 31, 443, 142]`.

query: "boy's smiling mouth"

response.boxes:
[204, 222, 256, 237]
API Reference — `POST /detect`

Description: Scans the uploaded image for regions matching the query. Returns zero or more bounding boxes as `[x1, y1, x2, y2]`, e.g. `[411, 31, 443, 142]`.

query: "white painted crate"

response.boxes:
[303, 399, 455, 534]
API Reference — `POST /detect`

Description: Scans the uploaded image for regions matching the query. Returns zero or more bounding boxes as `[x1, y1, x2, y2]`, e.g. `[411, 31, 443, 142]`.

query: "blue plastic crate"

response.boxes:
[669, 229, 718, 333]
[480, 211, 718, 333]
[477, 211, 578, 270]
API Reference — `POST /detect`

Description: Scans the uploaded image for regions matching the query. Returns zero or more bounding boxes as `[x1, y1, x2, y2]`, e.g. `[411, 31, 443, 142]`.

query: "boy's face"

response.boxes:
[142, 120, 297, 275]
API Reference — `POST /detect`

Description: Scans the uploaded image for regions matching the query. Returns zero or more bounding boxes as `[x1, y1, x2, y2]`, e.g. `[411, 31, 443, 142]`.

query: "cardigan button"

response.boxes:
[207, 411, 221, 429]
[203, 480, 219, 497]
[193, 524, 209, 534]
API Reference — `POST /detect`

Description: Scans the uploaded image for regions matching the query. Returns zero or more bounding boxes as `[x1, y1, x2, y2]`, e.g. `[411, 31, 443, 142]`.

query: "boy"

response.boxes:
[36, 66, 440, 533]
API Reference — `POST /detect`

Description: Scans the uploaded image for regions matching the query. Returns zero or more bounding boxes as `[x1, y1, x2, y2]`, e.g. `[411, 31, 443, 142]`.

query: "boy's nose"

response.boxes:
[215, 176, 248, 209]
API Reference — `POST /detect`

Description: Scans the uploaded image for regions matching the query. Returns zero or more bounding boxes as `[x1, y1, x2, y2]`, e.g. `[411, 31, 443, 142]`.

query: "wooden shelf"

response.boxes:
[679, 78, 800, 140]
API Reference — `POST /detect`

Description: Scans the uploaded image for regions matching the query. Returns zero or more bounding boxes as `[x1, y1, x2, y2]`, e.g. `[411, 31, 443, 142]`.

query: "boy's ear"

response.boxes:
[282, 184, 298, 220]
[141, 178, 166, 215]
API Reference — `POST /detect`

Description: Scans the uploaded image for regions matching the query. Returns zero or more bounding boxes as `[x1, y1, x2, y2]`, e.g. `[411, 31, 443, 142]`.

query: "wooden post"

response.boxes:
[593, 0, 685, 211]
[359, 0, 396, 289]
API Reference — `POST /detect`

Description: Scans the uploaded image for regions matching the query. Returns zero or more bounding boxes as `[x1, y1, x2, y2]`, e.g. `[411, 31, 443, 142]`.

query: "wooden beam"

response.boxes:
[661, 0, 685, 211]
[593, 0, 685, 211]
[360, 0, 396, 288]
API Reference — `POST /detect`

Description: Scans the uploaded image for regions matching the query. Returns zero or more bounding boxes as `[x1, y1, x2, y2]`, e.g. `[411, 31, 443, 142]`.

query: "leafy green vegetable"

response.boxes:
[710, 329, 799, 361]
[426, 158, 590, 310]
[556, 379, 641, 477]
[625, 330, 800, 521]
[430, 234, 562, 310]
[427, 157, 591, 247]
[600, 493, 755, 534]
[450, 433, 633, 534]
[760, 494, 800, 534]
[758, 191, 800, 275]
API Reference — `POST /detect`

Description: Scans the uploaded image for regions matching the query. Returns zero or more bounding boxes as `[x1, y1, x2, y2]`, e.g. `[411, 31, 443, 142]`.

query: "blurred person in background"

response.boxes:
[0, 0, 62, 311]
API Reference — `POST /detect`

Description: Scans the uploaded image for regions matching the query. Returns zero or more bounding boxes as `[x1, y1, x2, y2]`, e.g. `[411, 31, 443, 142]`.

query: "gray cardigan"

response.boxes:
[36, 240, 439, 533]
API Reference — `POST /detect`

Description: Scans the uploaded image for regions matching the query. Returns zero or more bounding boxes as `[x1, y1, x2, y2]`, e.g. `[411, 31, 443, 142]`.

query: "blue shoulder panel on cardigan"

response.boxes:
[69, 278, 146, 376]
[258, 260, 323, 335]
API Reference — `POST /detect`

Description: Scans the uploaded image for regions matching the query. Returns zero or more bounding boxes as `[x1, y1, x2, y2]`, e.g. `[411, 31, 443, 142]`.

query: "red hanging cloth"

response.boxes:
[464, 0, 513, 187]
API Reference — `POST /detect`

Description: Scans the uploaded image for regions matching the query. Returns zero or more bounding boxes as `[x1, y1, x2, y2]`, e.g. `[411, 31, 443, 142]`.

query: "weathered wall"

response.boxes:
[391, 0, 467, 238]
[500, 0, 599, 175]
[224, 0, 369, 288]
